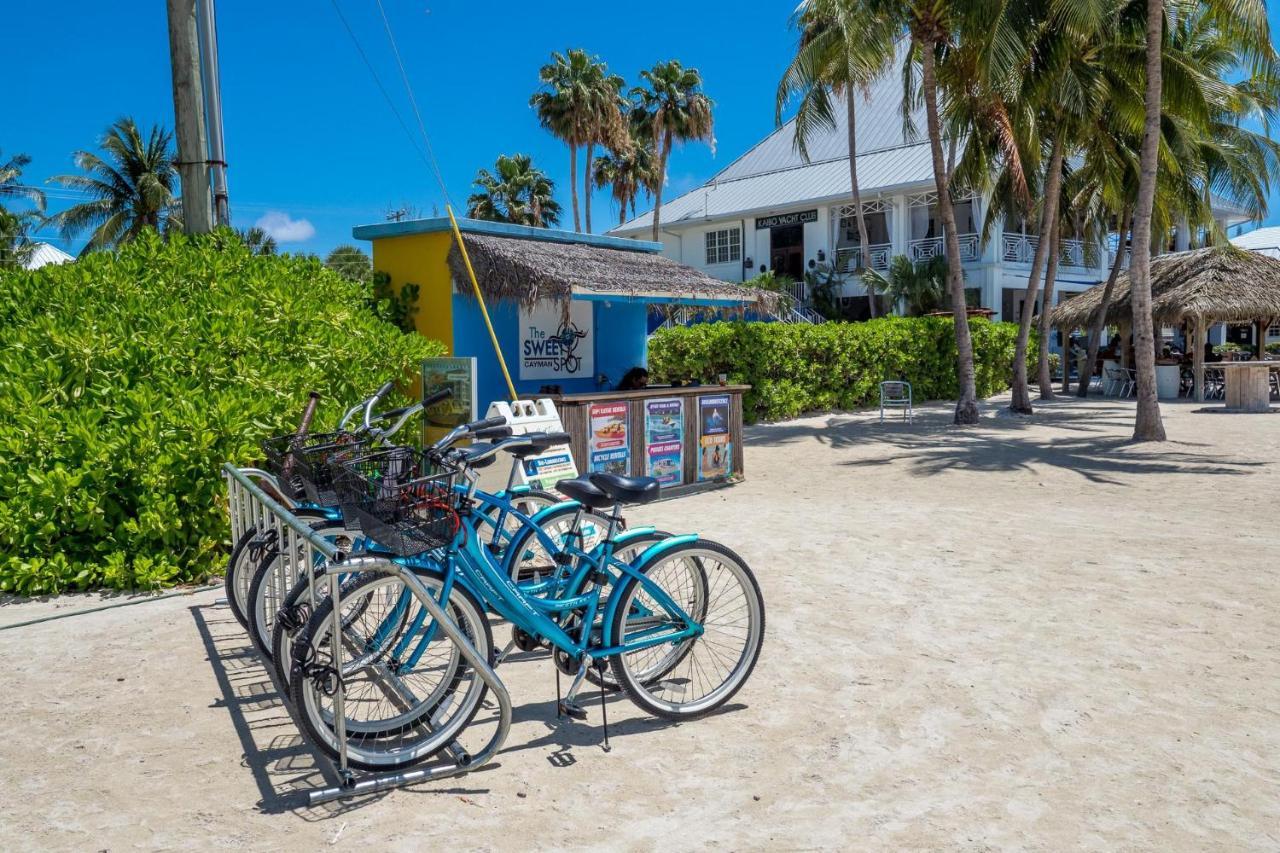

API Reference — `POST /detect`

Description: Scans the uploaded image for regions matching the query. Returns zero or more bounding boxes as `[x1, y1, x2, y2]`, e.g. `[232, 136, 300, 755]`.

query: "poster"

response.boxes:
[588, 401, 630, 475]
[522, 451, 577, 491]
[644, 397, 684, 485]
[421, 357, 477, 444]
[517, 300, 594, 381]
[697, 394, 733, 481]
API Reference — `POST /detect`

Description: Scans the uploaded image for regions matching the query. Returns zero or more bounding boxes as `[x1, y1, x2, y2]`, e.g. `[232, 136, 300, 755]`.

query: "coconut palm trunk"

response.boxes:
[569, 145, 581, 232]
[584, 142, 594, 233]
[1078, 207, 1131, 398]
[651, 132, 671, 242]
[846, 88, 876, 318]
[1130, 0, 1167, 441]
[1010, 136, 1065, 414]
[1036, 215, 1062, 398]
[920, 37, 979, 424]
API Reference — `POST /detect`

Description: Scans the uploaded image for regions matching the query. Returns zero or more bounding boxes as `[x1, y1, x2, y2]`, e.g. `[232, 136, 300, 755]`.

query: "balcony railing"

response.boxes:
[1004, 233, 1099, 268]
[910, 233, 980, 263]
[835, 242, 892, 273]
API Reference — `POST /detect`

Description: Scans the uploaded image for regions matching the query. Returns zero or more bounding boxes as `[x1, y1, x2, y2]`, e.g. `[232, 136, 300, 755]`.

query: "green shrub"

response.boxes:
[648, 317, 1031, 422]
[0, 230, 444, 594]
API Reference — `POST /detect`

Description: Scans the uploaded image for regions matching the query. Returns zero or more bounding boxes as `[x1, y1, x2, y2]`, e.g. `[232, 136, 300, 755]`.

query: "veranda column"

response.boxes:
[1192, 316, 1205, 403]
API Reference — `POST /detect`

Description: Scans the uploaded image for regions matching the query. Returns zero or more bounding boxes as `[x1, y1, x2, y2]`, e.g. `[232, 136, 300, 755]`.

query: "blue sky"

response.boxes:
[6, 1, 1280, 256]
[6, 1, 806, 256]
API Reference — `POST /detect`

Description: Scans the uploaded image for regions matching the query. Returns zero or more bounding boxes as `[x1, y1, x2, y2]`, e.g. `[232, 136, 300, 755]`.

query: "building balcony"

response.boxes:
[909, 233, 980, 263]
[835, 243, 892, 273]
[1002, 233, 1100, 269]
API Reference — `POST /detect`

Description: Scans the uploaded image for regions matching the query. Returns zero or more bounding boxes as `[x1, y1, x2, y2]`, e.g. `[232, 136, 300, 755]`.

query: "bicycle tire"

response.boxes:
[288, 569, 493, 772]
[246, 521, 347, 659]
[608, 539, 765, 721]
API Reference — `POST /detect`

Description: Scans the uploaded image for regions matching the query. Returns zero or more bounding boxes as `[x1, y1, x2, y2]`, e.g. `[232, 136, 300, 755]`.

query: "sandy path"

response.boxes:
[1, 395, 1277, 851]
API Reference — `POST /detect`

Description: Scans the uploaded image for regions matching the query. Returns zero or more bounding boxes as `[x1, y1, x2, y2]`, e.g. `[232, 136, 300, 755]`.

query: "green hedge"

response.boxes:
[0, 230, 444, 594]
[648, 316, 1030, 422]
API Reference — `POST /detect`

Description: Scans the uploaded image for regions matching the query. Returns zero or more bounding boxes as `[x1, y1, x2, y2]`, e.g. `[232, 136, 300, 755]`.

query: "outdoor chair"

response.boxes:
[1270, 368, 1279, 400]
[1205, 368, 1226, 400]
[1104, 366, 1128, 397]
[879, 380, 913, 424]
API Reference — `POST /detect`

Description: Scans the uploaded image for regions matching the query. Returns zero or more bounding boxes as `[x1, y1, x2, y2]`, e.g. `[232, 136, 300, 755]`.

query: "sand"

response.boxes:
[1, 394, 1277, 851]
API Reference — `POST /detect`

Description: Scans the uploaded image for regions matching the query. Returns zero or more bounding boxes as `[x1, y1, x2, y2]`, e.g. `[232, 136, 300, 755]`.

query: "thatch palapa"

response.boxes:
[448, 232, 778, 313]
[1052, 245, 1280, 329]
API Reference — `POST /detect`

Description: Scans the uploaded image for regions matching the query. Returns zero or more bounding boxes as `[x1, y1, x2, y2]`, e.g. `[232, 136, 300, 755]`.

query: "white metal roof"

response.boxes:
[612, 39, 931, 235]
[22, 242, 74, 269]
[1230, 226, 1280, 258]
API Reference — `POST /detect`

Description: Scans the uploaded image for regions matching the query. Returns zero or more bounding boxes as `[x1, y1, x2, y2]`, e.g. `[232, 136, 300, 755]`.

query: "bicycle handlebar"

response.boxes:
[362, 380, 397, 432]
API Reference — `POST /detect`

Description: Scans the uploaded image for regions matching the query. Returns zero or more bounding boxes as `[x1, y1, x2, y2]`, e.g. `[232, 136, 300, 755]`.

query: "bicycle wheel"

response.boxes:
[500, 502, 612, 583]
[270, 569, 369, 691]
[582, 530, 673, 691]
[246, 522, 349, 659]
[289, 569, 493, 772]
[225, 508, 331, 631]
[608, 540, 764, 720]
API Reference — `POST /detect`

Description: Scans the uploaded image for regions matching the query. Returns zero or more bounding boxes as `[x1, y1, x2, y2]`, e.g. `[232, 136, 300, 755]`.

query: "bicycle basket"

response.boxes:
[333, 447, 460, 556]
[260, 432, 369, 504]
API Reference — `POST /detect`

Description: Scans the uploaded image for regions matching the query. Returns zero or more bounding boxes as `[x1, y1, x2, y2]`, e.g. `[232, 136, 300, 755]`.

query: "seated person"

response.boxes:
[616, 367, 650, 391]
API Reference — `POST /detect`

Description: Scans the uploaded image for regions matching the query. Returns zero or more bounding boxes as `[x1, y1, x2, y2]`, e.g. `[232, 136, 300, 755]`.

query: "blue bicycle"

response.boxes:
[287, 417, 765, 771]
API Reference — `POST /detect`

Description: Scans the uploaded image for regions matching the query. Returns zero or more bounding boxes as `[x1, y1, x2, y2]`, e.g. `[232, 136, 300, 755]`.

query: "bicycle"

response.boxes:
[287, 418, 765, 771]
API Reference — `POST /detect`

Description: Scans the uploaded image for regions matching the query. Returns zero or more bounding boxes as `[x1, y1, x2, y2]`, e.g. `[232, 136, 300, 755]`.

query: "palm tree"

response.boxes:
[530, 49, 624, 233]
[582, 66, 628, 234]
[325, 244, 372, 282]
[45, 118, 181, 254]
[0, 150, 46, 266]
[593, 117, 657, 227]
[632, 60, 715, 243]
[777, 0, 898, 317]
[236, 226, 277, 256]
[466, 154, 562, 227]
[862, 254, 949, 316]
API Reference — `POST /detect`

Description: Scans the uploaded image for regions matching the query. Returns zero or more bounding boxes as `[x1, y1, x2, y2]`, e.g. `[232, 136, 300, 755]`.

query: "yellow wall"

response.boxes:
[370, 232, 454, 350]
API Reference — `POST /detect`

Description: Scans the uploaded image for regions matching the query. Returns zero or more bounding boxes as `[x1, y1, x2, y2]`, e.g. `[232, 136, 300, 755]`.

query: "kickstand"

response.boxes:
[598, 683, 611, 752]
[555, 668, 562, 719]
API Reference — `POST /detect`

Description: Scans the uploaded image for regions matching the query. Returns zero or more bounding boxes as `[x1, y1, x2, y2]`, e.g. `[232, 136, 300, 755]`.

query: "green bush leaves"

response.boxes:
[0, 230, 444, 594]
[648, 317, 1032, 422]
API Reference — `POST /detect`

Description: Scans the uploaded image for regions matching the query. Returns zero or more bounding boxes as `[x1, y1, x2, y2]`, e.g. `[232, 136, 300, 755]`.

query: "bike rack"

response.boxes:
[222, 464, 513, 806]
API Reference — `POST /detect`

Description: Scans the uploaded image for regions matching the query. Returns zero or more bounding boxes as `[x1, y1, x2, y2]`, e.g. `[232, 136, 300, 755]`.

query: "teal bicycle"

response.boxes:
[287, 416, 765, 771]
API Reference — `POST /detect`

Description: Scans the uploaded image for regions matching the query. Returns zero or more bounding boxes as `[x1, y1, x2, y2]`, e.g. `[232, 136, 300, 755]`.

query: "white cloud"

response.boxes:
[254, 210, 315, 243]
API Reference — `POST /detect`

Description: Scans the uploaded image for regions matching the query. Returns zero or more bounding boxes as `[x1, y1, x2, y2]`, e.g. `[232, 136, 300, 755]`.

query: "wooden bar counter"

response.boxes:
[549, 384, 750, 496]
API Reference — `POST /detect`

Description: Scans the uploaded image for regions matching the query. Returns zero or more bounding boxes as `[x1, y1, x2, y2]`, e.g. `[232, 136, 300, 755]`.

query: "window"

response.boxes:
[704, 228, 741, 265]
[1270, 323, 1280, 338]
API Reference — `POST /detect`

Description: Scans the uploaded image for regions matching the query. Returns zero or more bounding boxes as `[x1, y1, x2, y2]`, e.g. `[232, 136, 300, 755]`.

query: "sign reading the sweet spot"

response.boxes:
[755, 209, 817, 230]
[517, 300, 594, 381]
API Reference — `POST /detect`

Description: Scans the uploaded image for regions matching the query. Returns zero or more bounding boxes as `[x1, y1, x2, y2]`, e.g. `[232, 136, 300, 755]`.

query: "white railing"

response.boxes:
[909, 233, 980, 263]
[835, 243, 892, 273]
[786, 279, 807, 305]
[1108, 246, 1132, 270]
[1002, 233, 1039, 263]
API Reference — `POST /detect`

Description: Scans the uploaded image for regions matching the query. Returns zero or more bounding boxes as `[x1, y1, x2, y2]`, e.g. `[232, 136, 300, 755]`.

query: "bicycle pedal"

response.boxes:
[557, 700, 588, 720]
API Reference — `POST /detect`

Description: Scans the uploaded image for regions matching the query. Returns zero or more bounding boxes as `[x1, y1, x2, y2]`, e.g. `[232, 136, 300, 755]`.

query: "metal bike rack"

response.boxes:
[222, 464, 513, 806]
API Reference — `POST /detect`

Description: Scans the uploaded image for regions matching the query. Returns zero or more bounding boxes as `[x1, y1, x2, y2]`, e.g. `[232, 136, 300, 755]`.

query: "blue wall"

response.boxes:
[451, 296, 649, 407]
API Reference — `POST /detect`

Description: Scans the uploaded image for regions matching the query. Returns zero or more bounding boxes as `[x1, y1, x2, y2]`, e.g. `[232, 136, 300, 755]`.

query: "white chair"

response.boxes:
[880, 380, 913, 423]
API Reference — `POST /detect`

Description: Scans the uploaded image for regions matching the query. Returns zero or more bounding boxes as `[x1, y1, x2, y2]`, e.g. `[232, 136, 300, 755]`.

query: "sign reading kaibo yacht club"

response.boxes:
[755, 209, 817, 229]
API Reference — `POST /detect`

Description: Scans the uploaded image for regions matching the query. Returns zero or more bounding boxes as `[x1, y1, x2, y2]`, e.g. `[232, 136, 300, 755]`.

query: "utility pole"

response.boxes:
[166, 0, 213, 233]
[196, 0, 230, 226]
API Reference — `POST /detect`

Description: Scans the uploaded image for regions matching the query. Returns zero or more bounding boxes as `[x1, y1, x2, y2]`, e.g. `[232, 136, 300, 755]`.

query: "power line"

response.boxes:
[372, 0, 451, 206]
[327, 0, 437, 194]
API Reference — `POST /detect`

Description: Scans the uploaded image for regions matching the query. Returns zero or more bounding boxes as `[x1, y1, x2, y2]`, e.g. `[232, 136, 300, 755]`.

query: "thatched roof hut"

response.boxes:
[448, 232, 777, 311]
[1052, 245, 1280, 329]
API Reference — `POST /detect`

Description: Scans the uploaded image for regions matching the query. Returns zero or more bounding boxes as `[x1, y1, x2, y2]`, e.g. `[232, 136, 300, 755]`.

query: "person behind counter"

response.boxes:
[616, 367, 650, 391]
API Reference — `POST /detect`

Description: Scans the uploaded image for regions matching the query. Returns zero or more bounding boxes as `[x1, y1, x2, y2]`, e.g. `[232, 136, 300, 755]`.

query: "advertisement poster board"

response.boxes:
[484, 399, 578, 489]
[697, 394, 733, 481]
[522, 451, 577, 490]
[421, 357, 477, 444]
[517, 300, 594, 382]
[644, 397, 684, 486]
[588, 401, 630, 475]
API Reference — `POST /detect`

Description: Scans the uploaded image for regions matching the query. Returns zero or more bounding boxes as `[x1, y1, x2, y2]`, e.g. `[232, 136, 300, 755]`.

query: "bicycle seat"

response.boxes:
[555, 476, 614, 510]
[501, 432, 571, 459]
[588, 472, 661, 505]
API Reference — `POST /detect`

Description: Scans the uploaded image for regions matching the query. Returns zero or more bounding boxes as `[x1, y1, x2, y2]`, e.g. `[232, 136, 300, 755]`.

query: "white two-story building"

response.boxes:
[610, 46, 1250, 325]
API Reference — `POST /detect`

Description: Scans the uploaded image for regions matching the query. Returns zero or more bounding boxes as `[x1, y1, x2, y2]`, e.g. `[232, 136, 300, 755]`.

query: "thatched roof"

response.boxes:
[448, 233, 777, 310]
[1052, 245, 1280, 328]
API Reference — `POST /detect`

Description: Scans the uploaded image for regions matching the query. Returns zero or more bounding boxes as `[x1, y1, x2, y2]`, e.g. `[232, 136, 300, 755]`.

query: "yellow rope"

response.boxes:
[446, 205, 517, 401]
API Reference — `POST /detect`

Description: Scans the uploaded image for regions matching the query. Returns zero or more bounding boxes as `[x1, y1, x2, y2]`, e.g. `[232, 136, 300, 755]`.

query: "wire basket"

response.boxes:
[260, 432, 370, 504]
[333, 447, 460, 557]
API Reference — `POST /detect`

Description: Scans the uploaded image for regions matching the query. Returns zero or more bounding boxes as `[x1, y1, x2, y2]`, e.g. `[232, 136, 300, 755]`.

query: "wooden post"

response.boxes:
[1192, 316, 1205, 402]
[1256, 319, 1267, 361]
[165, 0, 212, 234]
[1119, 322, 1131, 370]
